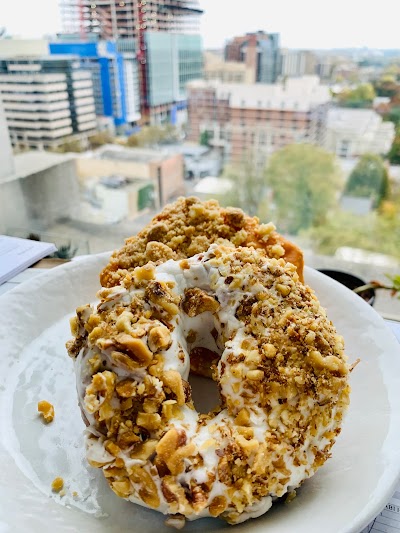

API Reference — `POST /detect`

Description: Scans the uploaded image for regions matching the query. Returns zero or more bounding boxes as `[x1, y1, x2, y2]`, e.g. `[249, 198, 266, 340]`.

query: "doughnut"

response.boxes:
[100, 196, 304, 288]
[67, 244, 350, 527]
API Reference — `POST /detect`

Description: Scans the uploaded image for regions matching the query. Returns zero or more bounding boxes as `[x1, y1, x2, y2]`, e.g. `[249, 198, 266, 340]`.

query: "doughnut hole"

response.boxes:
[184, 312, 222, 414]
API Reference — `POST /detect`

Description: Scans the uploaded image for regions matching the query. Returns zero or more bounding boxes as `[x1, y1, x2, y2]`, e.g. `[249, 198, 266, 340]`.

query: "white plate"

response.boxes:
[1, 254, 400, 533]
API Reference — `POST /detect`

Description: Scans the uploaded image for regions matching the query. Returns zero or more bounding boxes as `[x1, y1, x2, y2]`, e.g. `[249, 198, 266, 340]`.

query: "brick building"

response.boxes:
[224, 31, 280, 84]
[187, 76, 331, 163]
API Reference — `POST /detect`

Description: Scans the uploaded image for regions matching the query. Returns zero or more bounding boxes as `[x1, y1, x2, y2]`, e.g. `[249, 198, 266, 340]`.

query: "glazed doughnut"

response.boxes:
[100, 197, 304, 288]
[67, 244, 350, 527]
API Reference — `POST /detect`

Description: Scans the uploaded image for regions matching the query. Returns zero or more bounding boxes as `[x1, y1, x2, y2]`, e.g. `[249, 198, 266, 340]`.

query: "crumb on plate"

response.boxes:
[37, 400, 55, 423]
[51, 477, 64, 493]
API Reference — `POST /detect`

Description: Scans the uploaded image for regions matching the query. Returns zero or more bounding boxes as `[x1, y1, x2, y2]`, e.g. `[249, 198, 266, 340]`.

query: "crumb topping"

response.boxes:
[100, 197, 304, 288]
[68, 245, 350, 526]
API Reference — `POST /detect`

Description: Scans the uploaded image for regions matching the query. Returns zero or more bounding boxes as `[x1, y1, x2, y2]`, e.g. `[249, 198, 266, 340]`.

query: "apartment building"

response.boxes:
[50, 40, 141, 129]
[224, 31, 280, 84]
[187, 76, 331, 162]
[325, 108, 395, 158]
[0, 56, 97, 149]
[204, 51, 253, 84]
[280, 49, 317, 78]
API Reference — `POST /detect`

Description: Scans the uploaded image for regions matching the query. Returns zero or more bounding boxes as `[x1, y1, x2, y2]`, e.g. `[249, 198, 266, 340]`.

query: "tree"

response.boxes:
[305, 208, 400, 261]
[200, 130, 211, 146]
[222, 153, 268, 217]
[127, 125, 179, 148]
[388, 128, 400, 165]
[88, 131, 113, 149]
[337, 83, 376, 108]
[344, 154, 390, 207]
[265, 144, 342, 235]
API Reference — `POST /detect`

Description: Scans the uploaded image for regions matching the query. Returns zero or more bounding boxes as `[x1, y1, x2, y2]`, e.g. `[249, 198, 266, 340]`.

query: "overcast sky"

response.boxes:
[2, 0, 400, 50]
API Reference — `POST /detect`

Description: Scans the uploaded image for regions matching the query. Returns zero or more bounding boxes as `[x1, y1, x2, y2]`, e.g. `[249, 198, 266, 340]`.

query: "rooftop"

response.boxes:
[94, 144, 180, 163]
[0, 150, 75, 184]
[188, 76, 331, 112]
[327, 107, 395, 134]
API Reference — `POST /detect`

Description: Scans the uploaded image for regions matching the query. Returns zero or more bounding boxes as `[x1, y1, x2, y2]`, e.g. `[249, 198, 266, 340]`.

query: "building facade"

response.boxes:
[204, 51, 253, 84]
[325, 108, 395, 158]
[59, 0, 203, 40]
[50, 40, 141, 129]
[224, 31, 280, 84]
[0, 56, 97, 149]
[280, 49, 317, 78]
[187, 76, 331, 163]
[144, 32, 203, 123]
[58, 1, 203, 124]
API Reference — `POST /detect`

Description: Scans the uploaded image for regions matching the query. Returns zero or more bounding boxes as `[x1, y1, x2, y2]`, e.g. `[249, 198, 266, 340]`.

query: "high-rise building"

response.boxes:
[145, 32, 202, 123]
[59, 0, 203, 40]
[225, 31, 280, 84]
[280, 49, 317, 78]
[0, 99, 15, 180]
[0, 56, 97, 149]
[187, 76, 331, 163]
[50, 41, 141, 128]
[58, 1, 204, 124]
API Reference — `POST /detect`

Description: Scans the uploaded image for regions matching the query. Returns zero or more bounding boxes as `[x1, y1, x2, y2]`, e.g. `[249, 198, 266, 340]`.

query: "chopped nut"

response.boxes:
[161, 370, 185, 406]
[115, 334, 154, 365]
[134, 264, 155, 281]
[156, 428, 196, 475]
[105, 440, 121, 457]
[116, 379, 137, 398]
[148, 325, 171, 352]
[246, 369, 264, 381]
[111, 478, 133, 498]
[129, 466, 160, 508]
[136, 412, 162, 431]
[129, 439, 158, 461]
[182, 288, 220, 317]
[51, 477, 64, 493]
[37, 400, 54, 423]
[209, 495, 228, 517]
[234, 408, 250, 426]
[276, 283, 291, 296]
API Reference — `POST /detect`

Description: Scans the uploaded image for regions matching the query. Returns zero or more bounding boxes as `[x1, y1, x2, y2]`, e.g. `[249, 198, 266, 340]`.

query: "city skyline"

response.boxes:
[2, 0, 400, 50]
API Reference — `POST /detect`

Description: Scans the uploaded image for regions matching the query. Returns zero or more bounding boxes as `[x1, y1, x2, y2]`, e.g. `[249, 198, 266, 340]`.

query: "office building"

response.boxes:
[280, 49, 317, 78]
[50, 40, 141, 129]
[58, 1, 203, 124]
[325, 108, 395, 158]
[224, 31, 280, 84]
[144, 32, 202, 123]
[187, 76, 331, 162]
[0, 56, 97, 149]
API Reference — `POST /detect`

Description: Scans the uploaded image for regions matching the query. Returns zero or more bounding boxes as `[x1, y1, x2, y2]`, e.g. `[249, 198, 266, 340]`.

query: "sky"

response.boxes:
[2, 0, 400, 50]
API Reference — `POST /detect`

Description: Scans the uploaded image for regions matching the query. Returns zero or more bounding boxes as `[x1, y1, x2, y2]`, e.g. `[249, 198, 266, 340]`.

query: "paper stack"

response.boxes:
[0, 235, 57, 285]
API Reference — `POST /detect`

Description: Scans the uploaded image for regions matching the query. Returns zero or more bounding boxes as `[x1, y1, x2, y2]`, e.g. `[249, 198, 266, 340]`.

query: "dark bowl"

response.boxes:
[317, 269, 376, 307]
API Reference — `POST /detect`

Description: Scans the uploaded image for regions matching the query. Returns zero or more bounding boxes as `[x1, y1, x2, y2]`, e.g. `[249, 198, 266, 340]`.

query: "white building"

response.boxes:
[325, 108, 395, 158]
[0, 56, 97, 150]
[280, 49, 317, 78]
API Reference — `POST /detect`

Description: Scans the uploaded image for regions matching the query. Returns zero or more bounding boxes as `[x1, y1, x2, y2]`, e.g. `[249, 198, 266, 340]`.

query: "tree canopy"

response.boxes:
[337, 83, 376, 108]
[305, 208, 400, 260]
[264, 144, 342, 235]
[344, 154, 390, 206]
[222, 154, 267, 217]
[388, 128, 400, 165]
